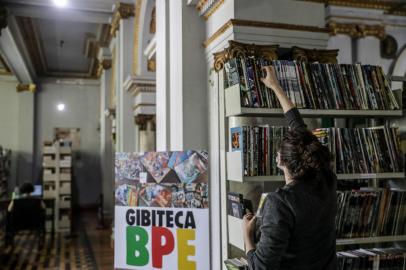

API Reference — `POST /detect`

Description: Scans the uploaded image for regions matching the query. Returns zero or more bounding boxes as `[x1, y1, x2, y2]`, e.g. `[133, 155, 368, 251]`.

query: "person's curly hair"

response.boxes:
[279, 129, 332, 181]
[19, 182, 35, 195]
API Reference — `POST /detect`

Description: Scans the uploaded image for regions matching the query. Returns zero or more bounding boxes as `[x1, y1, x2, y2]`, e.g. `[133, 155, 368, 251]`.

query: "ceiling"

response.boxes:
[3, 0, 118, 79]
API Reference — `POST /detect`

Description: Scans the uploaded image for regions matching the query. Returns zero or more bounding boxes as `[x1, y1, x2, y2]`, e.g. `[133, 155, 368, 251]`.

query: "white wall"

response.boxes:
[35, 79, 101, 207]
[0, 80, 20, 190]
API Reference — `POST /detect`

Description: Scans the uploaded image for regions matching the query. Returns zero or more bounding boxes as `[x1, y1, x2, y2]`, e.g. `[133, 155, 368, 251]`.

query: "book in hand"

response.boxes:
[224, 57, 399, 111]
[227, 192, 252, 218]
[256, 193, 269, 217]
[224, 258, 249, 270]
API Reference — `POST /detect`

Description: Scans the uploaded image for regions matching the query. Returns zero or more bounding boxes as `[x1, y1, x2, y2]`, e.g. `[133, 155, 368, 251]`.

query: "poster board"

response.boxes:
[114, 151, 210, 270]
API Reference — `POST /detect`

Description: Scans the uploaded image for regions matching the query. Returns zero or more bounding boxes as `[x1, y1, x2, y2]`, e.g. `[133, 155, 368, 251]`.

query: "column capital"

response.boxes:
[327, 21, 386, 40]
[110, 2, 135, 37]
[135, 114, 156, 131]
[97, 47, 113, 77]
[16, 83, 36, 93]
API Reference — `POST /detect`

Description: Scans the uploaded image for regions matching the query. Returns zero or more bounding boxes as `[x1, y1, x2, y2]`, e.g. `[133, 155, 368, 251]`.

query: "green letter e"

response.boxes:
[127, 226, 149, 266]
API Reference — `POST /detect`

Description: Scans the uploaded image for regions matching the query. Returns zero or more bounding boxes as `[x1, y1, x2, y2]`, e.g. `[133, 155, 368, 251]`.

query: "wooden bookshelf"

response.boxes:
[336, 235, 406, 245]
[225, 84, 403, 118]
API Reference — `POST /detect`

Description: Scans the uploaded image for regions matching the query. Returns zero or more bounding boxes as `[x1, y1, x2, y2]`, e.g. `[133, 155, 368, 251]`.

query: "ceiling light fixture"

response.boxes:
[52, 0, 67, 8]
[57, 103, 66, 111]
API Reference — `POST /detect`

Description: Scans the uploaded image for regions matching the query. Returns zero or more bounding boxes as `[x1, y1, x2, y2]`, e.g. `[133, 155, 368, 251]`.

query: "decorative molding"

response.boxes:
[296, 0, 406, 12]
[327, 21, 386, 39]
[203, 0, 225, 20]
[213, 41, 279, 72]
[291, 46, 339, 63]
[132, 0, 142, 75]
[124, 77, 156, 96]
[16, 83, 36, 93]
[99, 24, 113, 47]
[109, 48, 117, 109]
[97, 58, 112, 77]
[147, 59, 156, 72]
[150, 6, 156, 34]
[196, 0, 209, 11]
[110, 2, 135, 37]
[133, 103, 156, 111]
[135, 115, 156, 131]
[204, 19, 329, 48]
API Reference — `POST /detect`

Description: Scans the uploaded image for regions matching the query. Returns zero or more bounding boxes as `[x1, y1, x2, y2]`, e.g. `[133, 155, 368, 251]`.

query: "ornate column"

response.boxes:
[98, 47, 114, 218]
[110, 2, 136, 152]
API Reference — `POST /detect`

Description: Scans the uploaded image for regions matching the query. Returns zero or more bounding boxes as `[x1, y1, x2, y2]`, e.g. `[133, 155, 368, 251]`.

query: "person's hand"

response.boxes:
[261, 66, 282, 92]
[242, 213, 257, 241]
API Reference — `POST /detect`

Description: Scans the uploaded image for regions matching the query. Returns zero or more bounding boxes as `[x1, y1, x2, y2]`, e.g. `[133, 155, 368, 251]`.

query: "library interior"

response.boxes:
[1, 0, 406, 269]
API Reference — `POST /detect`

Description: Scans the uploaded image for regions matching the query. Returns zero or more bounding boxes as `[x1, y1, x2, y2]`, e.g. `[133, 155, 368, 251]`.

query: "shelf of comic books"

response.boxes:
[223, 58, 403, 118]
[228, 216, 406, 251]
[225, 84, 403, 118]
[226, 151, 405, 183]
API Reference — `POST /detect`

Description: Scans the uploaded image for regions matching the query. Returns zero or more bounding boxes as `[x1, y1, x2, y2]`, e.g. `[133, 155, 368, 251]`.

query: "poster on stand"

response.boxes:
[114, 151, 210, 270]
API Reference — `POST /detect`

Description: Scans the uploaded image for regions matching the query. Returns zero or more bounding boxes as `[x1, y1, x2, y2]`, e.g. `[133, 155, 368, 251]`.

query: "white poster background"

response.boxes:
[114, 206, 210, 270]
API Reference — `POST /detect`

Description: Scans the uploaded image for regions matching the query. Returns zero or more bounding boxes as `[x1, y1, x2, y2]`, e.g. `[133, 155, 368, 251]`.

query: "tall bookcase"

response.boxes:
[215, 41, 406, 262]
[42, 140, 72, 233]
[0, 146, 11, 248]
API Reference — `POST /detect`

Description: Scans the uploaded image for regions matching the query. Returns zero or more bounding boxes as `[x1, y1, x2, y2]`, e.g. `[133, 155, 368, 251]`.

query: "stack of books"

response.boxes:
[337, 248, 406, 269]
[314, 127, 402, 174]
[224, 58, 399, 110]
[336, 189, 406, 238]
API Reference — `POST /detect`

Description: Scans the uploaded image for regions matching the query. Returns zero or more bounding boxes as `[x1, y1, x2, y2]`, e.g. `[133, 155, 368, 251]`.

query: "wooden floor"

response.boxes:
[0, 210, 114, 270]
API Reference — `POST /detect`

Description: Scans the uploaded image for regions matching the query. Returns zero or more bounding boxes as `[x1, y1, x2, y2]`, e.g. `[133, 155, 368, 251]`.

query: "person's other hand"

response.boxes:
[261, 66, 281, 91]
[242, 213, 257, 241]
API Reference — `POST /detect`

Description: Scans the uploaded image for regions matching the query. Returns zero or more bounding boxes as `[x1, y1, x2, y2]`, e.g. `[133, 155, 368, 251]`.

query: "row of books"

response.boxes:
[231, 126, 288, 176]
[230, 125, 402, 176]
[224, 57, 399, 110]
[337, 248, 406, 270]
[336, 189, 406, 238]
[314, 127, 402, 174]
[226, 248, 406, 270]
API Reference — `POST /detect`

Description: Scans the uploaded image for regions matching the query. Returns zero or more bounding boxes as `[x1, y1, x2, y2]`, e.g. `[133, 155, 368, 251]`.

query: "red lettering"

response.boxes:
[152, 227, 175, 268]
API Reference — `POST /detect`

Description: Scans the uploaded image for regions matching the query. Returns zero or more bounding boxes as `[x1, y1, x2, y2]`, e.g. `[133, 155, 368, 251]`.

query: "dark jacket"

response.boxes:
[247, 108, 337, 270]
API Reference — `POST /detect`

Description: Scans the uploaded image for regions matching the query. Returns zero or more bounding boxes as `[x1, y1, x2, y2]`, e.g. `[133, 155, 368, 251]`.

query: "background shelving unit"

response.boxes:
[217, 41, 406, 262]
[0, 146, 11, 249]
[42, 140, 72, 233]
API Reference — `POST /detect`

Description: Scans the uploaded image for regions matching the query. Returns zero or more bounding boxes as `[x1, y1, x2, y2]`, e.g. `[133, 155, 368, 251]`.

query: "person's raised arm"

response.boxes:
[261, 66, 294, 113]
[261, 66, 307, 131]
